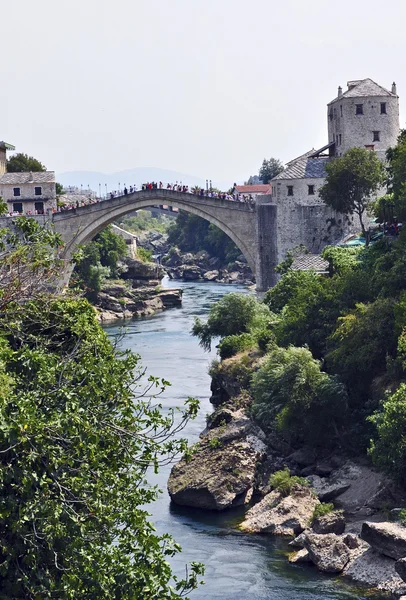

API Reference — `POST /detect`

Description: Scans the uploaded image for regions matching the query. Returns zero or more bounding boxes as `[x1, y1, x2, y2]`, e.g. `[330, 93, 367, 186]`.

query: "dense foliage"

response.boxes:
[259, 158, 284, 184]
[192, 293, 274, 351]
[320, 147, 385, 237]
[0, 223, 204, 597]
[167, 212, 240, 264]
[72, 226, 128, 300]
[251, 346, 347, 445]
[7, 153, 46, 172]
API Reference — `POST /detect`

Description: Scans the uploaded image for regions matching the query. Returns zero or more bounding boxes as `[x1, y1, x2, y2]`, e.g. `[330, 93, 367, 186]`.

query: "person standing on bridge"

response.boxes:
[124, 187, 128, 196]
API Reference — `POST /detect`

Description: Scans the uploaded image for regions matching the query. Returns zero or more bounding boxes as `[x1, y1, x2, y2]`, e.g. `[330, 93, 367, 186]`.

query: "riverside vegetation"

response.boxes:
[72, 224, 183, 321]
[0, 215, 204, 598]
[168, 134, 406, 596]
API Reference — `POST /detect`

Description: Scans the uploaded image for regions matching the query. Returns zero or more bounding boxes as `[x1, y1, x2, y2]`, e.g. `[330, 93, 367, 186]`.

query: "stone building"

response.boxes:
[0, 171, 57, 215]
[328, 79, 399, 159]
[268, 78, 400, 258]
[0, 141, 15, 176]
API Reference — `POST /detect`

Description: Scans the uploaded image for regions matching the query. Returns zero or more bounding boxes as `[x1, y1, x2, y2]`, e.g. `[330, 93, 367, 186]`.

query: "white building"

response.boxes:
[0, 171, 57, 215]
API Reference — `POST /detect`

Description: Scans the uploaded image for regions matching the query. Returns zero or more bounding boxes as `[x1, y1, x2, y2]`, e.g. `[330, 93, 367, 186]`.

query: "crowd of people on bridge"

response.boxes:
[6, 181, 255, 217]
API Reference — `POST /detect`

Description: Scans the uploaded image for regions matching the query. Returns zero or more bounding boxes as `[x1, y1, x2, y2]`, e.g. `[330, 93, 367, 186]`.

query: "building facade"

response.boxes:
[268, 78, 400, 258]
[0, 171, 57, 214]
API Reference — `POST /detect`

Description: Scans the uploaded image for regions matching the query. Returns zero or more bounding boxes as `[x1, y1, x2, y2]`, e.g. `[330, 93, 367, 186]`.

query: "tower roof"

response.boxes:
[0, 141, 15, 151]
[328, 78, 397, 104]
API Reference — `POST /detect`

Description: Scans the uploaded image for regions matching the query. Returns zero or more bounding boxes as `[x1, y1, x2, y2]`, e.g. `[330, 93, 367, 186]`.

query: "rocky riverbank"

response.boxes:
[162, 248, 254, 286]
[167, 350, 406, 598]
[95, 256, 182, 322]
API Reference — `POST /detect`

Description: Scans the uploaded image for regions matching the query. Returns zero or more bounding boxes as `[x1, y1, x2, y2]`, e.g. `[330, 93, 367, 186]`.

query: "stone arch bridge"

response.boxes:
[52, 189, 279, 291]
[13, 187, 350, 292]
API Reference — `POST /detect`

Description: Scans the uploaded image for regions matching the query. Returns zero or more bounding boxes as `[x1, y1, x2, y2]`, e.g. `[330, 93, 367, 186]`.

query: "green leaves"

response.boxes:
[320, 147, 385, 236]
[0, 297, 203, 598]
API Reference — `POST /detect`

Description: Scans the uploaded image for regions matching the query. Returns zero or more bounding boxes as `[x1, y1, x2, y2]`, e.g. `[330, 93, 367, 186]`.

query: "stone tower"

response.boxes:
[327, 79, 399, 160]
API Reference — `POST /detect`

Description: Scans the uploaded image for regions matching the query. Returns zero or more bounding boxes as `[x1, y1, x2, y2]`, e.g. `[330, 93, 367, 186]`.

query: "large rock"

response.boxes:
[97, 293, 124, 313]
[331, 462, 386, 513]
[361, 521, 406, 560]
[396, 557, 406, 583]
[168, 411, 266, 511]
[312, 511, 346, 535]
[304, 532, 351, 573]
[182, 265, 202, 280]
[307, 475, 351, 502]
[157, 289, 182, 307]
[122, 257, 164, 280]
[344, 546, 406, 597]
[288, 446, 317, 467]
[101, 282, 129, 297]
[308, 461, 388, 513]
[289, 548, 311, 564]
[203, 270, 219, 281]
[240, 485, 319, 536]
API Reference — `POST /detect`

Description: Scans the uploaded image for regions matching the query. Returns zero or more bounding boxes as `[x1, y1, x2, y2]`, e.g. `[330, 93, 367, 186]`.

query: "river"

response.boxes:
[105, 279, 383, 600]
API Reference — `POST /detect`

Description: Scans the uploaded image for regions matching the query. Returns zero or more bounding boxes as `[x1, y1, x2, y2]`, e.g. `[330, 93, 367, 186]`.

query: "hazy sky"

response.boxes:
[2, 0, 405, 185]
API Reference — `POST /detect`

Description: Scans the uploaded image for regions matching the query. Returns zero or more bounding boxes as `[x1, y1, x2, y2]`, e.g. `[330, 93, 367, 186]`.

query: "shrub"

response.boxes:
[269, 468, 308, 496]
[218, 333, 256, 359]
[368, 383, 406, 484]
[312, 503, 335, 521]
[326, 298, 397, 405]
[251, 346, 348, 445]
[208, 436, 222, 449]
[137, 246, 153, 263]
[192, 293, 271, 351]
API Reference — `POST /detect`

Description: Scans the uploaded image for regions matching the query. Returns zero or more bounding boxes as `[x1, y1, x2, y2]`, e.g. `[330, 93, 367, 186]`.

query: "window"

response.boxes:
[34, 186, 42, 195]
[13, 187, 20, 196]
[340, 105, 343, 117]
[12, 203, 23, 213]
[339, 134, 342, 145]
[365, 145, 375, 151]
[381, 102, 387, 114]
[308, 185, 315, 195]
[34, 201, 44, 215]
[287, 186, 293, 196]
[356, 104, 363, 115]
[373, 131, 380, 142]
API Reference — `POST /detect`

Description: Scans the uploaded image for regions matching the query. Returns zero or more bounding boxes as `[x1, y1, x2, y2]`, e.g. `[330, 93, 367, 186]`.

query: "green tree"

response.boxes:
[325, 298, 397, 404]
[258, 158, 284, 184]
[7, 152, 46, 172]
[56, 182, 65, 196]
[0, 297, 203, 598]
[73, 226, 128, 300]
[386, 129, 406, 219]
[319, 148, 385, 239]
[192, 293, 271, 351]
[251, 346, 348, 445]
[368, 383, 406, 485]
[167, 212, 240, 263]
[0, 224, 204, 598]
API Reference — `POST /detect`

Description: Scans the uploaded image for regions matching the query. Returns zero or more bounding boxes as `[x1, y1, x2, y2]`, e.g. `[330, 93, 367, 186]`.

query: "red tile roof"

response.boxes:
[234, 184, 271, 194]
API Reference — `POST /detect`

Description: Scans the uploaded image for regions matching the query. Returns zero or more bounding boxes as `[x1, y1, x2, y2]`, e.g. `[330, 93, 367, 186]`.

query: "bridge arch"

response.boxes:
[54, 190, 258, 275]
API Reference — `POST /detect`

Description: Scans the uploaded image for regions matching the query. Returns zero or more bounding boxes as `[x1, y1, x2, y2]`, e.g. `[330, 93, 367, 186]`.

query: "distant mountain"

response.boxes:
[56, 167, 233, 194]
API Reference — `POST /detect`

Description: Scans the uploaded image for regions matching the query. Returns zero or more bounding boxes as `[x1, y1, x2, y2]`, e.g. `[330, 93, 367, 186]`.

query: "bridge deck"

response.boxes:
[53, 189, 254, 221]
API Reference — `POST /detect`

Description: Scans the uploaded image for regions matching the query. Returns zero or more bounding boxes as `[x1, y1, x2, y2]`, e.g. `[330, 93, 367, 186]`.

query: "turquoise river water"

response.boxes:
[105, 279, 384, 600]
